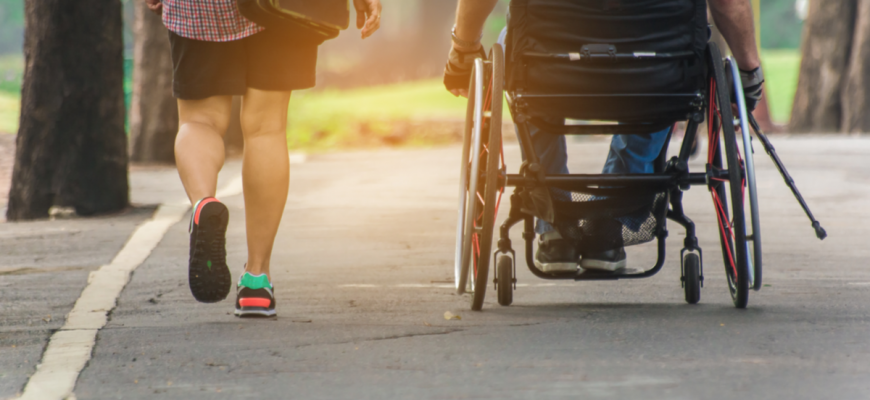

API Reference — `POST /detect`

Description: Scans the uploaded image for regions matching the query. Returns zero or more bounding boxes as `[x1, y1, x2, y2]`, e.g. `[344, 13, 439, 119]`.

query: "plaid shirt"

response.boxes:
[162, 0, 264, 42]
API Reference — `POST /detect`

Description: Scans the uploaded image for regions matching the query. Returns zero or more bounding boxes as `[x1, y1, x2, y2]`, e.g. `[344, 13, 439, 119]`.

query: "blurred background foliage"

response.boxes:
[0, 0, 805, 146]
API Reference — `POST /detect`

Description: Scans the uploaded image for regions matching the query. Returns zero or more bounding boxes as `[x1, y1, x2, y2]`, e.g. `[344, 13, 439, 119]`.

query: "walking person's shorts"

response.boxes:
[168, 29, 318, 100]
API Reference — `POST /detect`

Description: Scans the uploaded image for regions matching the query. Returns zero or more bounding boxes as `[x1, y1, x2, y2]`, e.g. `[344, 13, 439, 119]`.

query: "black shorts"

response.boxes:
[168, 29, 318, 100]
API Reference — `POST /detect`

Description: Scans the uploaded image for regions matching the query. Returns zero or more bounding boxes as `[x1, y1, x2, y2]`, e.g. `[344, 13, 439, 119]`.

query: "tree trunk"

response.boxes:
[842, 0, 870, 133]
[129, 1, 178, 163]
[7, 0, 128, 220]
[789, 0, 858, 133]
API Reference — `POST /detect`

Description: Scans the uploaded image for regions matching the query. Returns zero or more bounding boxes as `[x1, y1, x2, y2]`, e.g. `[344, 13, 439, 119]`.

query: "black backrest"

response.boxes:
[506, 0, 709, 122]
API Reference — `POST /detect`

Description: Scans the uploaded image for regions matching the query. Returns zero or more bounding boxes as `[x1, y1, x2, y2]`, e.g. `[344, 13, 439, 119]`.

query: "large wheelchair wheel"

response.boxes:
[725, 58, 763, 291]
[706, 44, 761, 308]
[454, 44, 505, 310]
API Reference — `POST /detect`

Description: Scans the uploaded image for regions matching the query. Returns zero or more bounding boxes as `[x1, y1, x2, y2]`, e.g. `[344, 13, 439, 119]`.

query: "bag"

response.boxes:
[237, 0, 350, 44]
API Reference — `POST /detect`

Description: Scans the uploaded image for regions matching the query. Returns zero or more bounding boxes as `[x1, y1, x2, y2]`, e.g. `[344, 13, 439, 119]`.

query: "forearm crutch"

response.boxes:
[747, 114, 827, 240]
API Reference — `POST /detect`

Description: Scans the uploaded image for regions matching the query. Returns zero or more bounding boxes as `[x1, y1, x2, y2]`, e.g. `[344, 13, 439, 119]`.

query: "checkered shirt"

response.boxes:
[162, 0, 264, 42]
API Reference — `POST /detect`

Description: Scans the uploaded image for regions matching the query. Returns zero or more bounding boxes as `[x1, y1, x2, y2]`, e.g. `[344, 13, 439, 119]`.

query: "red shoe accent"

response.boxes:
[239, 298, 271, 308]
[194, 197, 220, 226]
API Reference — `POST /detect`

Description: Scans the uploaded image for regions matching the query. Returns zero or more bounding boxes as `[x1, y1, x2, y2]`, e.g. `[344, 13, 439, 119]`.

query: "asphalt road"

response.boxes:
[4, 137, 870, 399]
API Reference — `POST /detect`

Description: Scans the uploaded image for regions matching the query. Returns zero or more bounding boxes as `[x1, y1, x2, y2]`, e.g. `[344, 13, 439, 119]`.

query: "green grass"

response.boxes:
[287, 50, 803, 146]
[0, 54, 23, 95]
[0, 53, 20, 133]
[761, 49, 800, 124]
[0, 49, 803, 141]
[0, 54, 22, 133]
[286, 79, 472, 149]
[0, 91, 18, 133]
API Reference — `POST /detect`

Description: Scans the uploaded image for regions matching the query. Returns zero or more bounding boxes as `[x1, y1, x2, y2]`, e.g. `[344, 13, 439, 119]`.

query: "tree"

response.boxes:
[7, 0, 128, 220]
[842, 0, 870, 133]
[790, 0, 858, 132]
[129, 0, 178, 163]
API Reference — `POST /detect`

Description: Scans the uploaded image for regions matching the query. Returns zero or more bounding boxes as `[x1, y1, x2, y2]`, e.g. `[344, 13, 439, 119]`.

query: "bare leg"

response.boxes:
[175, 96, 233, 203]
[239, 88, 292, 278]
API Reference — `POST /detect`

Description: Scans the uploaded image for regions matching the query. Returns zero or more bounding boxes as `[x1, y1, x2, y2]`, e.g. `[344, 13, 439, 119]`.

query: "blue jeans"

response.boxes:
[496, 28, 671, 234]
[525, 125, 671, 234]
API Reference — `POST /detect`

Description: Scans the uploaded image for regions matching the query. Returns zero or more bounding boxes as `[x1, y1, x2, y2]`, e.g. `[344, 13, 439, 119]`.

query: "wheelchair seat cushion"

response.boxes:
[506, 0, 709, 122]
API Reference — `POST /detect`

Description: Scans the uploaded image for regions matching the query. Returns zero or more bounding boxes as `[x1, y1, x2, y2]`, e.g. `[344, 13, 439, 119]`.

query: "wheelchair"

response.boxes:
[454, 0, 825, 311]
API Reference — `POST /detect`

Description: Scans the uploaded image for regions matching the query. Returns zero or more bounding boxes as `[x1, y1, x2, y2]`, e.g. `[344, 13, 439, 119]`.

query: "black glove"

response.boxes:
[739, 66, 764, 112]
[443, 45, 487, 93]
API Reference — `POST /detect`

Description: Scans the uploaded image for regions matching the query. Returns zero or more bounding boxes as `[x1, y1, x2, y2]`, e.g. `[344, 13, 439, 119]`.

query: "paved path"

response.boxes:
[4, 137, 870, 399]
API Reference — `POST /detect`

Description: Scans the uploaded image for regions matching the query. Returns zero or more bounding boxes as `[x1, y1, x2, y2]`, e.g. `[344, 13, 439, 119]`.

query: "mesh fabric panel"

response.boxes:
[554, 190, 669, 253]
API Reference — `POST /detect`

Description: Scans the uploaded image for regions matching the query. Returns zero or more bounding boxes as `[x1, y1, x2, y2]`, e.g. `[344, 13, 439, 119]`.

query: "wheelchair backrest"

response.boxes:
[506, 0, 709, 123]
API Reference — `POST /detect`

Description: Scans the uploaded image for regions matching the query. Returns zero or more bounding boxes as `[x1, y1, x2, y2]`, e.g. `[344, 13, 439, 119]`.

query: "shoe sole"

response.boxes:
[189, 202, 231, 303]
[534, 259, 579, 273]
[234, 307, 277, 318]
[580, 258, 627, 272]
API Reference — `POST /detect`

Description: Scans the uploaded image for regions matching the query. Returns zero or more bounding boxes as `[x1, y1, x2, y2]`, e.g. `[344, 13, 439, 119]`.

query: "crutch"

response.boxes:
[747, 114, 827, 240]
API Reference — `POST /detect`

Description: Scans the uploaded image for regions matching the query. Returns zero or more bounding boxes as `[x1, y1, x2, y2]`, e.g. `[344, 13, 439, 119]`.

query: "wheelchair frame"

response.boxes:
[455, 42, 769, 311]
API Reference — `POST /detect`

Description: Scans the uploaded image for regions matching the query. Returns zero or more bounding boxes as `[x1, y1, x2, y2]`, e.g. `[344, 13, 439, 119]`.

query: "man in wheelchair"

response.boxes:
[444, 0, 764, 274]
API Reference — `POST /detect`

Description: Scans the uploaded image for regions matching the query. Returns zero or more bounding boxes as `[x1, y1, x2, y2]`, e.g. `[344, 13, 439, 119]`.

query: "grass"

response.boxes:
[288, 49, 801, 146]
[0, 91, 18, 133]
[0, 54, 23, 95]
[286, 79, 474, 149]
[0, 49, 801, 141]
[761, 49, 801, 124]
[0, 54, 22, 133]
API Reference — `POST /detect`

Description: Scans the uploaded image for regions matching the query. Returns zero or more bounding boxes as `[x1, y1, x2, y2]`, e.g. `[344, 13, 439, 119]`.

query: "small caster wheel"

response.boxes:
[496, 255, 513, 306]
[683, 253, 701, 304]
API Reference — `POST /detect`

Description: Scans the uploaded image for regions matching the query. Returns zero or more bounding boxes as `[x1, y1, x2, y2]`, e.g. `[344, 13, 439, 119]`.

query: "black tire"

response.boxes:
[496, 255, 513, 306]
[723, 59, 763, 291]
[707, 44, 750, 309]
[469, 44, 505, 311]
[683, 253, 701, 305]
[454, 51, 479, 296]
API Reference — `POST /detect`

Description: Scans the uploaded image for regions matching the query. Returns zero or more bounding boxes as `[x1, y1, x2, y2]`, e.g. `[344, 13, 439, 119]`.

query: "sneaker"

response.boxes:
[235, 272, 276, 318]
[580, 248, 627, 272]
[534, 231, 580, 273]
[188, 197, 231, 303]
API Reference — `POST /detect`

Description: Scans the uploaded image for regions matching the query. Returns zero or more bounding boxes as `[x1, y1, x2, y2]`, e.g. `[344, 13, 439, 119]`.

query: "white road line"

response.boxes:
[336, 283, 574, 289]
[18, 175, 247, 400]
[396, 283, 455, 289]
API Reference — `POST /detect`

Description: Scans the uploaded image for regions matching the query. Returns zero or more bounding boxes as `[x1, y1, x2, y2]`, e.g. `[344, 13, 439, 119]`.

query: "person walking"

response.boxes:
[144, 0, 381, 317]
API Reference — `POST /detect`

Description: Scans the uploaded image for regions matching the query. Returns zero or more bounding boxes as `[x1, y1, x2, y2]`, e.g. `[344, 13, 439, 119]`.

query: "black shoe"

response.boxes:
[580, 248, 627, 272]
[235, 272, 276, 318]
[534, 232, 579, 273]
[188, 197, 231, 303]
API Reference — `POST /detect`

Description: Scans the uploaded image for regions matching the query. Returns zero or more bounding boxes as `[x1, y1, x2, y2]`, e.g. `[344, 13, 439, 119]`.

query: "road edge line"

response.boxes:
[17, 176, 244, 400]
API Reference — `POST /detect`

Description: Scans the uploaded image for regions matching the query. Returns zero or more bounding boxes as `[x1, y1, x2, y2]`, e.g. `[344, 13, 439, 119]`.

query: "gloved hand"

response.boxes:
[443, 45, 487, 97]
[739, 66, 764, 112]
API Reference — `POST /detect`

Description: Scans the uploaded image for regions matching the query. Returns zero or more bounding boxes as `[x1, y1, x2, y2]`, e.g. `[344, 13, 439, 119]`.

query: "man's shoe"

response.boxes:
[534, 231, 580, 273]
[235, 272, 276, 318]
[580, 248, 627, 272]
[188, 197, 231, 303]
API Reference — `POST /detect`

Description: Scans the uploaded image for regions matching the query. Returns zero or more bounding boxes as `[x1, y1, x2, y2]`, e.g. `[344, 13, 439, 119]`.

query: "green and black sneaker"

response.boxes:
[188, 197, 231, 303]
[235, 272, 276, 318]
